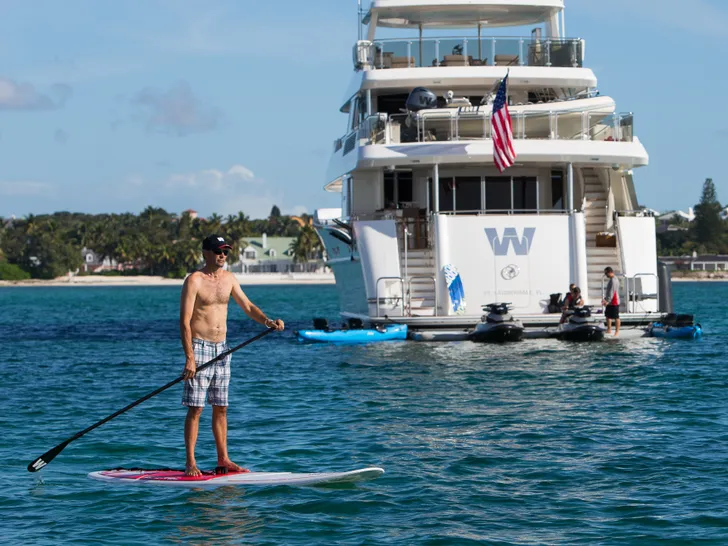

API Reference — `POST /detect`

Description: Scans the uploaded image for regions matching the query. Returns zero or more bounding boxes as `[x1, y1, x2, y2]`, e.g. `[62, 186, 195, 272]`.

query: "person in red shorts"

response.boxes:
[602, 267, 621, 336]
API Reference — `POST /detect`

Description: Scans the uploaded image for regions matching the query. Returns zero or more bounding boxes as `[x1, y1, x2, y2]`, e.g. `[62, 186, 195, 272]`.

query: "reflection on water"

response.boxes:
[167, 487, 268, 544]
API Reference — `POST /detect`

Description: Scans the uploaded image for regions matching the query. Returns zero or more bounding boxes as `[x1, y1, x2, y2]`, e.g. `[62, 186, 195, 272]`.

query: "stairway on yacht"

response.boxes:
[582, 168, 621, 305]
[398, 228, 436, 316]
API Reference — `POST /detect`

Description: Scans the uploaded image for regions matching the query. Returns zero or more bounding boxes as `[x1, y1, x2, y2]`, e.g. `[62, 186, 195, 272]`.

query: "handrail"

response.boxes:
[630, 272, 659, 312]
[375, 109, 634, 145]
[436, 209, 567, 216]
[362, 36, 584, 69]
[375, 276, 405, 317]
[614, 209, 656, 218]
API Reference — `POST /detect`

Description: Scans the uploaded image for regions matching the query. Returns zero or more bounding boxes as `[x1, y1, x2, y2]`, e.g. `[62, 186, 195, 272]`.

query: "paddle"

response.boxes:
[27, 328, 275, 473]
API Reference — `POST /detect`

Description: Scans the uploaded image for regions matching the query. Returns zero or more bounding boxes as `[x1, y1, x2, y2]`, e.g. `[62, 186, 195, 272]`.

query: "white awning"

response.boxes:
[364, 0, 564, 29]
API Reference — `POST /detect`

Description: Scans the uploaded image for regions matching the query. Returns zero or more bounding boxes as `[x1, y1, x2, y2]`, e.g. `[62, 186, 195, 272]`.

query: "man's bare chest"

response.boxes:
[196, 279, 232, 306]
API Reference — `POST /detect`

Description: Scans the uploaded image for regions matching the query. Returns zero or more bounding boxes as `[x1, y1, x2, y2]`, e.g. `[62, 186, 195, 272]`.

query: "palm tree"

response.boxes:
[289, 225, 322, 264]
[206, 213, 223, 234]
[236, 212, 251, 235]
[24, 214, 38, 236]
[180, 240, 202, 271]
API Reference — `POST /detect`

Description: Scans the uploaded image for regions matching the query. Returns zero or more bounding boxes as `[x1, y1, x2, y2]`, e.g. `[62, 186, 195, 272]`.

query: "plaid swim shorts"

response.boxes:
[182, 338, 231, 407]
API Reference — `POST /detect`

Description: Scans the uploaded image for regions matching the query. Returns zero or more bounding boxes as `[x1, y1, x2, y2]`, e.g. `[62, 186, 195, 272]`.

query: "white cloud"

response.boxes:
[165, 165, 263, 192]
[132, 81, 224, 136]
[0, 181, 53, 196]
[122, 165, 292, 218]
[0, 78, 71, 110]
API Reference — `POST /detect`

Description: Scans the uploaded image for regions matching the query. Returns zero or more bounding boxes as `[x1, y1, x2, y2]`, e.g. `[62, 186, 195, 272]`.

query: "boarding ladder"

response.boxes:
[398, 218, 436, 316]
[582, 167, 622, 304]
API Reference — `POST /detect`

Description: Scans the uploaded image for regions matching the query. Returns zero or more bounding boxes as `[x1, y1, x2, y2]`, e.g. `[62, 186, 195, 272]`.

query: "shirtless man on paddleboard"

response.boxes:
[180, 234, 284, 476]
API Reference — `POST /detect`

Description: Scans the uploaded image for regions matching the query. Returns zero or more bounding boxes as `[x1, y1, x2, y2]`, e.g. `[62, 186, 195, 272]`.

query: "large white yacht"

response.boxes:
[315, 0, 671, 330]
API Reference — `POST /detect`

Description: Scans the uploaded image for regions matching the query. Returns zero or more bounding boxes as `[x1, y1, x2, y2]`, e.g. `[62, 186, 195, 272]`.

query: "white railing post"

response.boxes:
[403, 225, 409, 313]
[545, 39, 552, 66]
[567, 162, 574, 211]
[519, 38, 524, 65]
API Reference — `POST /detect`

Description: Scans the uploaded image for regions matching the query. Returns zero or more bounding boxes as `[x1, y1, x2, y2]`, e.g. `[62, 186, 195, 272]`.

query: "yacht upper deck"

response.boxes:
[364, 0, 564, 29]
[355, 0, 577, 73]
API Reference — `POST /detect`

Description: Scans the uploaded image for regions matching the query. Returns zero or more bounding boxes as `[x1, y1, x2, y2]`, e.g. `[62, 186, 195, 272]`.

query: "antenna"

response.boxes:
[357, 0, 363, 41]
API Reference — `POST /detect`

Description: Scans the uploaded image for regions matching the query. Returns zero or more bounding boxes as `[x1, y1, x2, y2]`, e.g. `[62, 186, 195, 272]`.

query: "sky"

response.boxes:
[0, 0, 726, 219]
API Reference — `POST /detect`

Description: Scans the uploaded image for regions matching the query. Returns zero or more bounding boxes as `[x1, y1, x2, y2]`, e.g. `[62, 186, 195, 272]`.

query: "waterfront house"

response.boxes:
[232, 234, 321, 273]
[80, 247, 119, 273]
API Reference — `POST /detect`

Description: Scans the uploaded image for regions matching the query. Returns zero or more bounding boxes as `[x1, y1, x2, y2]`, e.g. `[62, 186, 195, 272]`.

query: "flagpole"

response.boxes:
[357, 0, 362, 41]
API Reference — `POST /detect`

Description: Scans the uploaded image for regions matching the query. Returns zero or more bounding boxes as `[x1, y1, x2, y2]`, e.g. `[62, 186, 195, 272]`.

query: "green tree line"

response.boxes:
[656, 178, 728, 256]
[0, 206, 322, 280]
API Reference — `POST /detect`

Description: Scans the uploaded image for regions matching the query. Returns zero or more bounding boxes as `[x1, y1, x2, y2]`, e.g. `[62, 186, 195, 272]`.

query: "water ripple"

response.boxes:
[1, 283, 727, 544]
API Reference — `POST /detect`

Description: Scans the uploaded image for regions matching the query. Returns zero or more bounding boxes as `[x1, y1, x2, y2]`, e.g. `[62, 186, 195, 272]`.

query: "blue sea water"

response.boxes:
[1, 282, 727, 545]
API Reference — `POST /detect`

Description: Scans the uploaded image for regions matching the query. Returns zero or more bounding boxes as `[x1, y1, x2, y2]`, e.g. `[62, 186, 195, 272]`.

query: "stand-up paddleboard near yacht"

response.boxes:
[89, 467, 385, 488]
[314, 0, 678, 333]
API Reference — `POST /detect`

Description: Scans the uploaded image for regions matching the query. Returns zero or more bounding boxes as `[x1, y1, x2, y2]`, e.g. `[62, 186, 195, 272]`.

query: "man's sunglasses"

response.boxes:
[213, 249, 230, 256]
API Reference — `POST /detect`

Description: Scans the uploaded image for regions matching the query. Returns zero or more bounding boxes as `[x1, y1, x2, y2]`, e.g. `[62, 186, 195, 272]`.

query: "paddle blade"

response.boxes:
[28, 440, 70, 472]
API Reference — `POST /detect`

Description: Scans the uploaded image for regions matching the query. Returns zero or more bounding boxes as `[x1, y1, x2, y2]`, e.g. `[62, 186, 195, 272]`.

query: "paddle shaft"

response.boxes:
[28, 328, 274, 472]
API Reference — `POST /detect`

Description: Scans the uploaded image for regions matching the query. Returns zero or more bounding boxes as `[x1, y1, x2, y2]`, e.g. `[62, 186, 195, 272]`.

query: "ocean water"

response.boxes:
[1, 282, 726, 545]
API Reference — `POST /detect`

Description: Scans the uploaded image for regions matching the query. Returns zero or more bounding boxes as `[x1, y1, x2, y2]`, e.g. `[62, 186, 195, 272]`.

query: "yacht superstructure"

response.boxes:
[315, 0, 670, 329]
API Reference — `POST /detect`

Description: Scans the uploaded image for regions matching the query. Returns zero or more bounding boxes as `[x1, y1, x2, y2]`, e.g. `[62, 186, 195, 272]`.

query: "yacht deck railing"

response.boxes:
[353, 108, 634, 146]
[359, 36, 584, 70]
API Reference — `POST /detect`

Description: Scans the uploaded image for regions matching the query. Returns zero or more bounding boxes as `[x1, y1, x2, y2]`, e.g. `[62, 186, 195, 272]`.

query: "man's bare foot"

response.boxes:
[217, 459, 250, 473]
[185, 464, 202, 477]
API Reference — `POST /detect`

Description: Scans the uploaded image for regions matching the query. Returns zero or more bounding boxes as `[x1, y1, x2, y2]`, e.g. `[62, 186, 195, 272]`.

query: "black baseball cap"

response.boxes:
[202, 234, 232, 251]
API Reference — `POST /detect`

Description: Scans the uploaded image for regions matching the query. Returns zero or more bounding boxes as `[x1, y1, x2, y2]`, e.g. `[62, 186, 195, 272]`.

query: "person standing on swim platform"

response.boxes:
[602, 267, 621, 336]
[180, 234, 284, 477]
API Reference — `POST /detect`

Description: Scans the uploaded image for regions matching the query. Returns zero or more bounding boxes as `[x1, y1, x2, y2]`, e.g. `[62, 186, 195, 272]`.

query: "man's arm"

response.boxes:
[180, 274, 200, 379]
[230, 276, 284, 330]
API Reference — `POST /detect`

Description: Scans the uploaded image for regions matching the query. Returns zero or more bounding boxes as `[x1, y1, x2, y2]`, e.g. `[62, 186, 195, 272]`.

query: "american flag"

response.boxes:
[492, 75, 516, 172]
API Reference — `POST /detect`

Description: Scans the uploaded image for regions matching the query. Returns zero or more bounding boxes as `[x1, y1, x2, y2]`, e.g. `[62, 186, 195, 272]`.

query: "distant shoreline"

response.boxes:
[671, 272, 728, 282]
[0, 273, 336, 288]
[672, 277, 728, 282]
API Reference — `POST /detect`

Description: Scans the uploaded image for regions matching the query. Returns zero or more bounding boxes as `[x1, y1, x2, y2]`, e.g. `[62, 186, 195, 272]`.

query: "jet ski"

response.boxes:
[470, 303, 524, 342]
[556, 306, 605, 342]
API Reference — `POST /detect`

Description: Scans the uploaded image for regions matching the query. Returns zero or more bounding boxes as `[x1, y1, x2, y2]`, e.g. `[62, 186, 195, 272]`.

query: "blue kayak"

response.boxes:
[296, 324, 408, 344]
[648, 322, 703, 339]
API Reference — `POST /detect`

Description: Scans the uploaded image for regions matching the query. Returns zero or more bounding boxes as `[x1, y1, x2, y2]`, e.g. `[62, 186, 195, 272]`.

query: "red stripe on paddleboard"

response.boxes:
[99, 470, 248, 482]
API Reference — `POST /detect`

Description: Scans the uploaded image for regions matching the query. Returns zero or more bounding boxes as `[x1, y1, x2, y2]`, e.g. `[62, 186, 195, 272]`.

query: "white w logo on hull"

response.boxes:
[485, 228, 536, 256]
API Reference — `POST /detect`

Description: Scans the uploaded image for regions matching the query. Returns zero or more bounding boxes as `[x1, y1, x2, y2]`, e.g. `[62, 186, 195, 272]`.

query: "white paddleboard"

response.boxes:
[89, 467, 384, 487]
